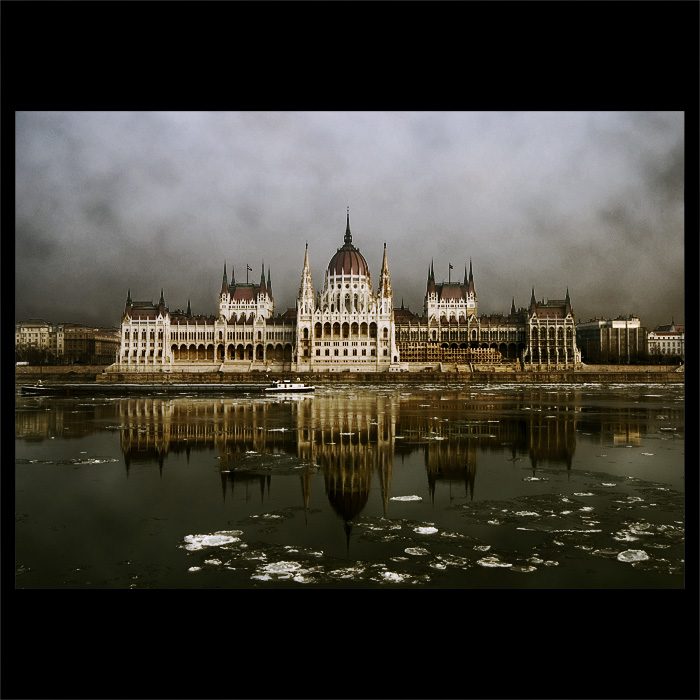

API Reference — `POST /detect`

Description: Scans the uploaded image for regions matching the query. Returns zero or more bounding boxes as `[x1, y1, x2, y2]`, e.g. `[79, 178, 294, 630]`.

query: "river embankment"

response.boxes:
[16, 364, 685, 386]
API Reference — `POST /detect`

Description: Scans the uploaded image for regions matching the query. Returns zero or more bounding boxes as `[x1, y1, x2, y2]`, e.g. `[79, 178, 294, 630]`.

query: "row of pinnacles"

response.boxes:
[111, 211, 581, 373]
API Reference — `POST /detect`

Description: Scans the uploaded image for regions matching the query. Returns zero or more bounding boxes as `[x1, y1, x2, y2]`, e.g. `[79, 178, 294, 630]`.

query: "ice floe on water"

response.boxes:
[180, 531, 243, 551]
[413, 526, 438, 534]
[174, 469, 683, 586]
[617, 550, 649, 563]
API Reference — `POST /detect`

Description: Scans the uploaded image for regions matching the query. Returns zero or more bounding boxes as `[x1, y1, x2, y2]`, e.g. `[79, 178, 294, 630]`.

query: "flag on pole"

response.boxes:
[449, 264, 453, 269]
[247, 264, 252, 271]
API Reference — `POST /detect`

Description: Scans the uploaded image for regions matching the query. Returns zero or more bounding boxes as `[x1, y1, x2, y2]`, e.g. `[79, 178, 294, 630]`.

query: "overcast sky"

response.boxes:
[15, 111, 684, 330]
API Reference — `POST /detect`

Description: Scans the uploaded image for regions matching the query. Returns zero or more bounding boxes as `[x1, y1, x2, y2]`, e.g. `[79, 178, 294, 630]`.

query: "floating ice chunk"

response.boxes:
[474, 545, 491, 552]
[515, 511, 540, 517]
[641, 453, 654, 456]
[477, 556, 512, 568]
[413, 526, 438, 535]
[381, 571, 409, 582]
[260, 561, 302, 575]
[617, 550, 649, 563]
[405, 547, 430, 556]
[188, 566, 202, 572]
[181, 531, 242, 551]
[573, 492, 595, 497]
[390, 495, 423, 501]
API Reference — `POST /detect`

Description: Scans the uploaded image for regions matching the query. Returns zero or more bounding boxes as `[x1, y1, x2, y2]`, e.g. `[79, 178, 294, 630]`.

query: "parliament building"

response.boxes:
[112, 211, 581, 373]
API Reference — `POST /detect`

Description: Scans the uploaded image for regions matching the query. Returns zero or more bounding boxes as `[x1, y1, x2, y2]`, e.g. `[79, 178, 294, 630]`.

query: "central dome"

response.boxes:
[327, 210, 369, 277]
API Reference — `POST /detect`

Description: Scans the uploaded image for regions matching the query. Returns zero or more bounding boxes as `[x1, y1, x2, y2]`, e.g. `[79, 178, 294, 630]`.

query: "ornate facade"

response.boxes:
[112, 211, 580, 373]
[294, 210, 397, 372]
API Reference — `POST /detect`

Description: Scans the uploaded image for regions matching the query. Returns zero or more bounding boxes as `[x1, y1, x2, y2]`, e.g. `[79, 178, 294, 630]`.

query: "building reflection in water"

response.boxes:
[16, 391, 679, 530]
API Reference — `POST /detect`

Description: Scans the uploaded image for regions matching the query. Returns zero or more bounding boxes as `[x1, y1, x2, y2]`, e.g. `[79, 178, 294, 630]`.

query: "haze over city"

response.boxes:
[15, 111, 684, 331]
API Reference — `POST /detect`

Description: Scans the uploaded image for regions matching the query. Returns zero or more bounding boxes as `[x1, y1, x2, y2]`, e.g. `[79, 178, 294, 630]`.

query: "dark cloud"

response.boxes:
[15, 111, 684, 330]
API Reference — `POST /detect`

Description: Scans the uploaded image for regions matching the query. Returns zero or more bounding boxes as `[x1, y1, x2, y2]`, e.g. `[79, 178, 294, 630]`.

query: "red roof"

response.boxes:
[231, 286, 257, 301]
[328, 246, 369, 276]
[437, 283, 465, 301]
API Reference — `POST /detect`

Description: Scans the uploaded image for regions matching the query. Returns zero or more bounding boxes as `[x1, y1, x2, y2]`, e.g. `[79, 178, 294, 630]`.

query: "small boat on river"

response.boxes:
[264, 379, 315, 394]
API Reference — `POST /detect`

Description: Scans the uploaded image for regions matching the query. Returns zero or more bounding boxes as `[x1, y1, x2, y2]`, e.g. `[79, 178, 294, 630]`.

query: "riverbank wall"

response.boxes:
[16, 364, 685, 385]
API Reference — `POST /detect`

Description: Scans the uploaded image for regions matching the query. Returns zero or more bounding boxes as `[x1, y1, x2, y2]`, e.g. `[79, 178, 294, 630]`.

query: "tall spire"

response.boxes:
[221, 262, 229, 295]
[344, 207, 352, 246]
[259, 261, 266, 294]
[159, 288, 165, 306]
[378, 242, 392, 298]
[298, 241, 314, 313]
[467, 258, 475, 294]
[427, 259, 436, 294]
[267, 267, 272, 299]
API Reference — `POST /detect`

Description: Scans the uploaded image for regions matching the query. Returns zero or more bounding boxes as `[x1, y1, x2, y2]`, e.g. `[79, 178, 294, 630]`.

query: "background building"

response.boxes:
[15, 320, 119, 364]
[576, 316, 646, 364]
[647, 320, 684, 360]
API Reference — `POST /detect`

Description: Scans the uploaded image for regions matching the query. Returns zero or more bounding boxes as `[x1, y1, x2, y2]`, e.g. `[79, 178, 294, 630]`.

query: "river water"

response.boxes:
[14, 382, 685, 588]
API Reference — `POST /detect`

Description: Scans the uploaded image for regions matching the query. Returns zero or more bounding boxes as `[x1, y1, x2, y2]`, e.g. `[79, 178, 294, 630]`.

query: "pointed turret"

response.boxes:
[378, 242, 392, 298]
[344, 207, 352, 246]
[427, 259, 436, 294]
[298, 241, 315, 316]
[467, 258, 475, 294]
[221, 262, 229, 296]
[159, 288, 165, 306]
[186, 299, 192, 316]
[511, 297, 516, 315]
[124, 289, 133, 320]
[259, 262, 267, 295]
[267, 268, 273, 299]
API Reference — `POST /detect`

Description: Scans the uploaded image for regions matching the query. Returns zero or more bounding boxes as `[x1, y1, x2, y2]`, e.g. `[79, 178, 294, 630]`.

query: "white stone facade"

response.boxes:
[294, 213, 397, 372]
[647, 322, 684, 358]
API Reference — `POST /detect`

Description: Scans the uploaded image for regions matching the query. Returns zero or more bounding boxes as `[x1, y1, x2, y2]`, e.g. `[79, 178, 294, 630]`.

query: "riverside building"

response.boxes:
[647, 320, 684, 360]
[111, 212, 581, 374]
[575, 316, 646, 364]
